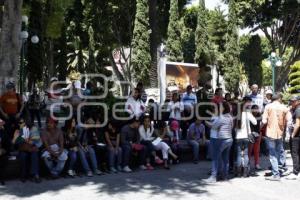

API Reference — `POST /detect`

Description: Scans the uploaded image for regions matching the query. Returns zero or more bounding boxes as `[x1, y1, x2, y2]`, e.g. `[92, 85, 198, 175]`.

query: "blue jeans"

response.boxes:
[215, 138, 233, 178]
[68, 150, 78, 171]
[210, 138, 220, 177]
[108, 147, 122, 167]
[44, 157, 66, 176]
[78, 146, 98, 173]
[236, 139, 249, 167]
[187, 139, 210, 161]
[266, 138, 285, 176]
[19, 151, 39, 177]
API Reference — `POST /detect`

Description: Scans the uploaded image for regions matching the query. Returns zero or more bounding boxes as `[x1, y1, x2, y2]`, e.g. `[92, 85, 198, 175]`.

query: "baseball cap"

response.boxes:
[289, 95, 300, 101]
[50, 77, 58, 82]
[266, 90, 273, 95]
[6, 81, 15, 89]
[170, 120, 179, 130]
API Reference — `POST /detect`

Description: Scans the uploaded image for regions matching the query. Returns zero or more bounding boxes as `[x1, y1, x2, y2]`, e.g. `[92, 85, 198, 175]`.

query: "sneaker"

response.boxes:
[110, 167, 118, 173]
[255, 164, 262, 170]
[286, 173, 299, 180]
[265, 175, 281, 181]
[68, 170, 75, 177]
[146, 164, 154, 170]
[123, 166, 132, 173]
[87, 171, 93, 177]
[281, 169, 291, 177]
[155, 157, 163, 165]
[95, 169, 104, 175]
[139, 165, 147, 170]
[203, 176, 217, 184]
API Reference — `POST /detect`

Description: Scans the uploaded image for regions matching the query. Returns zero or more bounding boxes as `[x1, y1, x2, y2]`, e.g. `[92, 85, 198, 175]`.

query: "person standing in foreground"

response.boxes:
[262, 93, 290, 181]
[286, 95, 300, 180]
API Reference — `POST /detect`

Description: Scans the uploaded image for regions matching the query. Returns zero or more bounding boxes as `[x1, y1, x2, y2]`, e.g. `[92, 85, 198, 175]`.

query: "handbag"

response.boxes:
[246, 112, 260, 144]
[132, 143, 144, 151]
[18, 142, 38, 152]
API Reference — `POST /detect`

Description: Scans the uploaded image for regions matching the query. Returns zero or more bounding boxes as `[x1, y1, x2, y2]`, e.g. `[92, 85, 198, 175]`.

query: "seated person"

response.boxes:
[139, 114, 162, 170]
[187, 118, 210, 164]
[154, 121, 178, 169]
[0, 119, 8, 185]
[105, 120, 122, 173]
[12, 119, 42, 183]
[121, 117, 147, 172]
[64, 117, 80, 177]
[77, 117, 104, 177]
[41, 118, 68, 179]
[165, 120, 181, 163]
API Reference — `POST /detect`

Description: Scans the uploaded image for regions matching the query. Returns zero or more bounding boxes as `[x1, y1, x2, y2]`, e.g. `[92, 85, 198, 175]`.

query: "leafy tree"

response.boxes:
[223, 0, 240, 92]
[131, 0, 151, 85]
[166, 0, 183, 62]
[240, 34, 263, 87]
[222, 0, 300, 91]
[194, 0, 210, 66]
[182, 6, 197, 63]
[262, 59, 272, 87]
[288, 61, 300, 94]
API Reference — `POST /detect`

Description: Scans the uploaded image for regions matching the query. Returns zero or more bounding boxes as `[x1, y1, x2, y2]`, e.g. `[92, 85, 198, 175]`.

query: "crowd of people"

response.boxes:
[0, 79, 300, 187]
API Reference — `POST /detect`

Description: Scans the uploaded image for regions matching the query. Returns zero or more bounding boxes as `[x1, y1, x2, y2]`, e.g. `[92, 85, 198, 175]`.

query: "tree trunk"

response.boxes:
[0, 0, 23, 93]
[149, 0, 158, 88]
[47, 39, 54, 80]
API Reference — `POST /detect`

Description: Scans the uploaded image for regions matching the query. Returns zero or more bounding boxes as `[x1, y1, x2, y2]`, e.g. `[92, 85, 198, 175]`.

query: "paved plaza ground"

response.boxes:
[0, 154, 299, 200]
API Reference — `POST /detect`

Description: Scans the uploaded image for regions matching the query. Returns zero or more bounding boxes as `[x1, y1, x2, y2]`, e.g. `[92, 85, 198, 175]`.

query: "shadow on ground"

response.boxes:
[0, 163, 210, 198]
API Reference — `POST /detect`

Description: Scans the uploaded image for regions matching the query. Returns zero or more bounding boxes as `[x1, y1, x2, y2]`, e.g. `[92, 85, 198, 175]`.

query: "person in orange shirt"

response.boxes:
[262, 93, 290, 181]
[0, 82, 25, 151]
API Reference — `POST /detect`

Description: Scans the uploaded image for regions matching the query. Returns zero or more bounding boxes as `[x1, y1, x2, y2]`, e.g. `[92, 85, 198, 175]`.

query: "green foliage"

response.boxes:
[288, 61, 300, 94]
[166, 0, 183, 62]
[223, 1, 240, 92]
[194, 2, 210, 66]
[240, 34, 263, 87]
[45, 0, 74, 39]
[262, 60, 272, 86]
[207, 7, 227, 74]
[131, 0, 151, 85]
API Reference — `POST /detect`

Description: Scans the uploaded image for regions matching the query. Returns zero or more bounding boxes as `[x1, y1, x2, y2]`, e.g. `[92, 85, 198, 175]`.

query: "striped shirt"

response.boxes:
[213, 113, 234, 139]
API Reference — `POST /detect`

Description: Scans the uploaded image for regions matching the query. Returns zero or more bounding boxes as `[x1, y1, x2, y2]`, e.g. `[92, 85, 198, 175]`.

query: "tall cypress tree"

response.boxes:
[131, 0, 151, 85]
[194, 0, 210, 66]
[166, 0, 183, 62]
[240, 35, 263, 87]
[223, 0, 240, 92]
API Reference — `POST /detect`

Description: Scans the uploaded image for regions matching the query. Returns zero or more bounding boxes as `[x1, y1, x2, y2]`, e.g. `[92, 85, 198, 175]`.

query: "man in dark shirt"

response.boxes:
[287, 95, 300, 180]
[121, 117, 146, 172]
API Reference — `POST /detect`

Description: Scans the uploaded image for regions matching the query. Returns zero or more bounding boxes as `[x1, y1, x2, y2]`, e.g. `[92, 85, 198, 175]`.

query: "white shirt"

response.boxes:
[167, 101, 184, 120]
[236, 111, 257, 139]
[139, 125, 154, 141]
[125, 96, 145, 118]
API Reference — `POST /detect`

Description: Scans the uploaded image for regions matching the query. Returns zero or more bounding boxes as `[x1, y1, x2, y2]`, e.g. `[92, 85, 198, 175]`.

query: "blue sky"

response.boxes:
[189, 0, 228, 12]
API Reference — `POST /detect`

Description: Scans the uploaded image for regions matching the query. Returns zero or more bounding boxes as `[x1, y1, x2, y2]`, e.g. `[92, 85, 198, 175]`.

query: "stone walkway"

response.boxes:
[0, 154, 299, 200]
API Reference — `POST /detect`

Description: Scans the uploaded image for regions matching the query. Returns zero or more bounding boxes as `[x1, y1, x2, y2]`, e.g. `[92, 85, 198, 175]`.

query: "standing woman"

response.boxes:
[205, 101, 234, 182]
[248, 104, 262, 170]
[235, 98, 257, 177]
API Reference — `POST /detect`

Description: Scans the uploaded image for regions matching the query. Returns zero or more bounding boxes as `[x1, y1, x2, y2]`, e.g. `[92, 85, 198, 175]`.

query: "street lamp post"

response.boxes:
[19, 15, 39, 95]
[268, 52, 282, 93]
